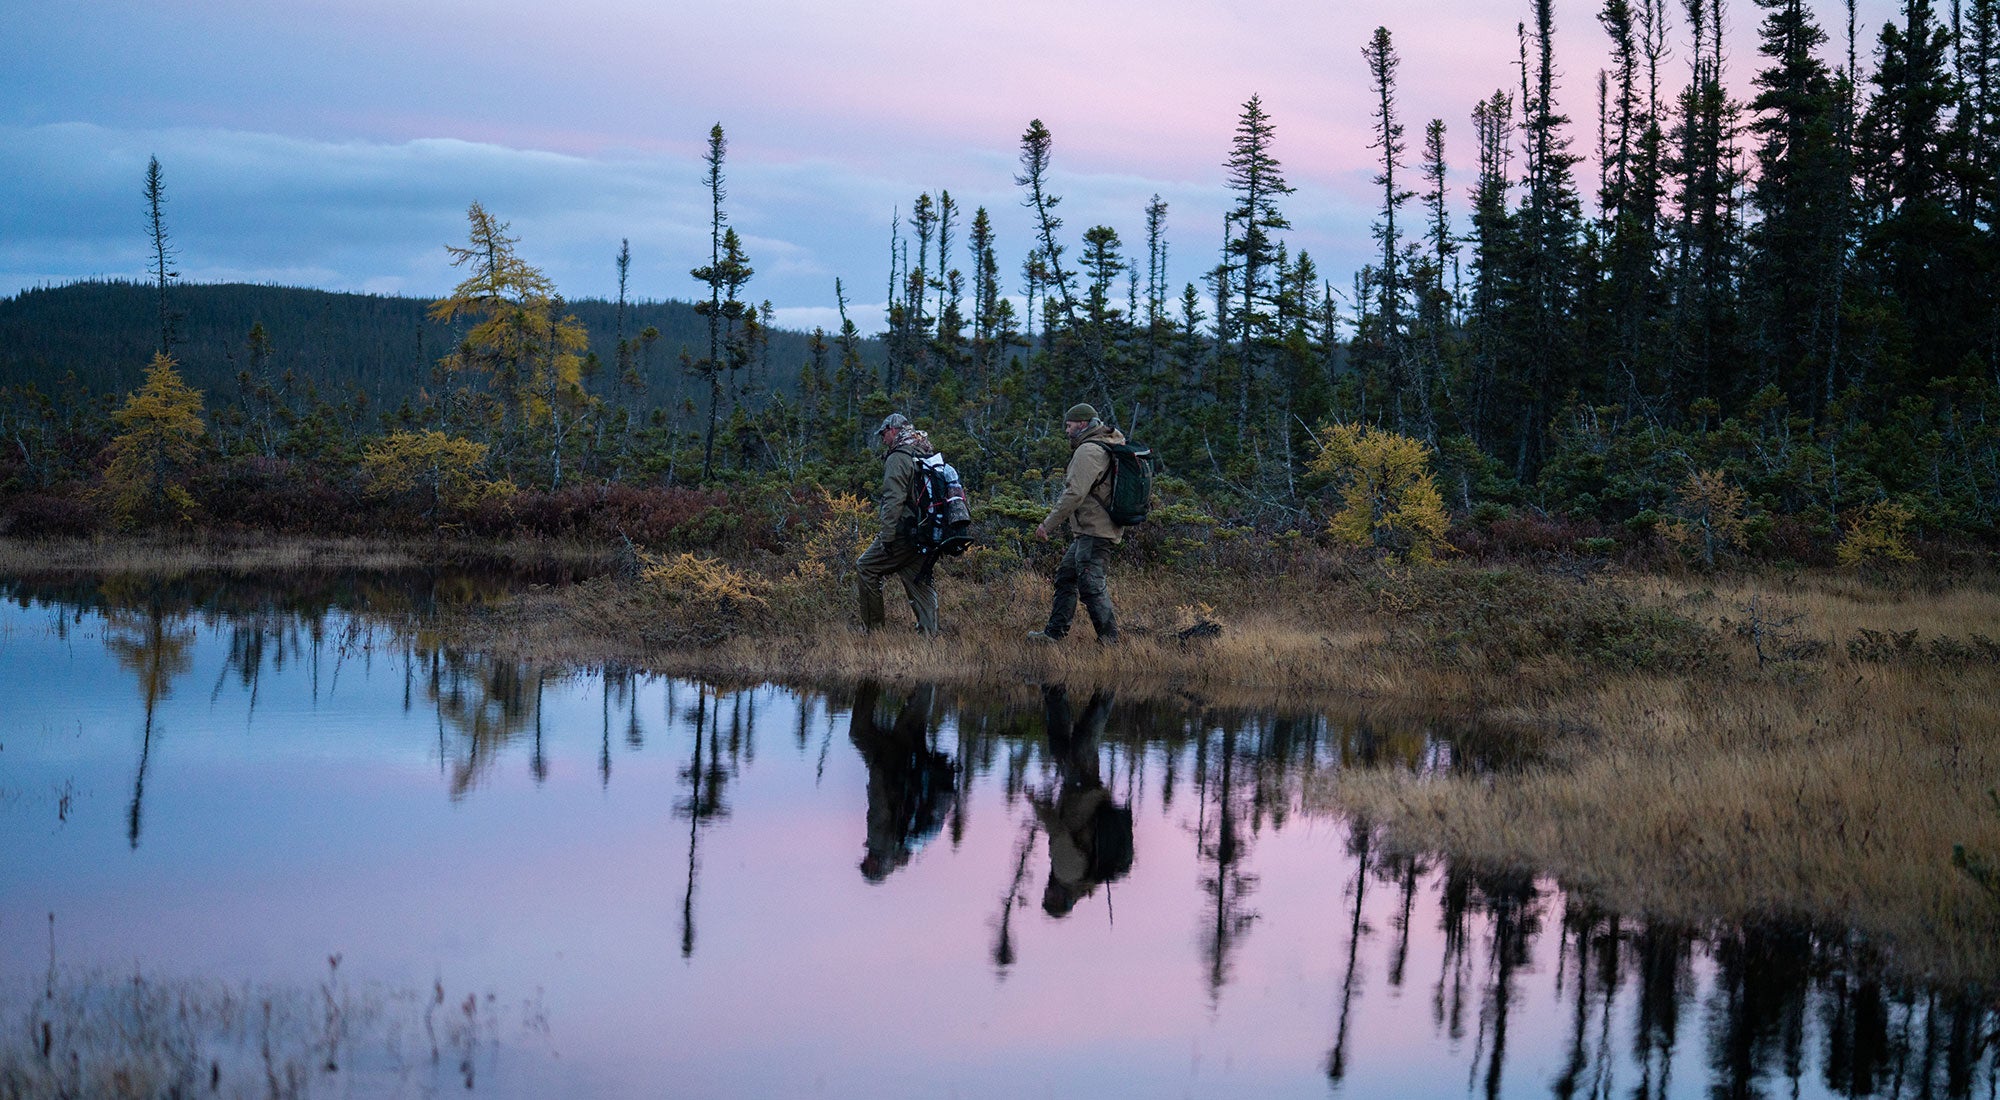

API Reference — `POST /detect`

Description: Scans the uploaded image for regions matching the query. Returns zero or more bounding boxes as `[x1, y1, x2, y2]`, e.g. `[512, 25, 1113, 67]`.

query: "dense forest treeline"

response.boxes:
[0, 281, 863, 417]
[3, 0, 1999, 563]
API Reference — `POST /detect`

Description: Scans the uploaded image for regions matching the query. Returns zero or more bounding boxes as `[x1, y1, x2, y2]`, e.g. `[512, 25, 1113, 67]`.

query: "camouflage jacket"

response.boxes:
[875, 438, 935, 542]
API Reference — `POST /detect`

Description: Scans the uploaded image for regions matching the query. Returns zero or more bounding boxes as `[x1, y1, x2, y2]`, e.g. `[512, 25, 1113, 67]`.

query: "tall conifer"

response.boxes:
[144, 157, 177, 359]
[1224, 95, 1294, 439]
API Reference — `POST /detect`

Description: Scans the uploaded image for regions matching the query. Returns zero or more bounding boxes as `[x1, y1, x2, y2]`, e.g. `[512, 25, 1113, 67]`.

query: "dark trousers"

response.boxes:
[857, 536, 939, 634]
[1044, 535, 1117, 639]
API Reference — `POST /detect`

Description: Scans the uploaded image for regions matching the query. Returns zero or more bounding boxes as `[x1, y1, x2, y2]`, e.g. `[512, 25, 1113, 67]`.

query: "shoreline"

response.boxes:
[0, 533, 620, 578]
[5, 533, 1997, 987]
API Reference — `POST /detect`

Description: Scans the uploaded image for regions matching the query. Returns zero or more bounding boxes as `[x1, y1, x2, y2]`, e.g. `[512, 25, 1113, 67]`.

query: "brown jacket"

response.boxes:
[1043, 422, 1127, 542]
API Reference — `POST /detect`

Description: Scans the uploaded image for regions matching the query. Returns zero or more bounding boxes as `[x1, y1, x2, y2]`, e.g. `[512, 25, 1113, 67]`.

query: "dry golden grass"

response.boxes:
[1634, 568, 2000, 640]
[1325, 570, 2000, 986]
[0, 535, 613, 577]
[439, 564, 1419, 710]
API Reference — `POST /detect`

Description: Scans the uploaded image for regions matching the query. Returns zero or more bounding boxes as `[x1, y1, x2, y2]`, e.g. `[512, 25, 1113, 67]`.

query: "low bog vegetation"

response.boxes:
[0, 957, 541, 1100]
[1325, 566, 2000, 986]
[1366, 566, 1717, 676]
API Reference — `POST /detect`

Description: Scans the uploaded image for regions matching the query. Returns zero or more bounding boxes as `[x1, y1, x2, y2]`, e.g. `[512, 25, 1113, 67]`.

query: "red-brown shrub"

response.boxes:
[1760, 514, 1834, 566]
[1450, 513, 1611, 562]
[0, 491, 103, 537]
[197, 457, 386, 535]
[463, 484, 786, 554]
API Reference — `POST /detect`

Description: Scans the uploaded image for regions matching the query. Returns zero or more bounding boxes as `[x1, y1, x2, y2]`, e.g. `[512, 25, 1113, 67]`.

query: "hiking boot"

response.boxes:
[1026, 629, 1061, 643]
[1095, 631, 1120, 646]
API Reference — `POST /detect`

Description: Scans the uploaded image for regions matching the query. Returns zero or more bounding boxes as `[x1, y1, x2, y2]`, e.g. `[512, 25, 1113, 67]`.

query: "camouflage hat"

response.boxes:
[1063, 403, 1097, 422]
[876, 412, 911, 435]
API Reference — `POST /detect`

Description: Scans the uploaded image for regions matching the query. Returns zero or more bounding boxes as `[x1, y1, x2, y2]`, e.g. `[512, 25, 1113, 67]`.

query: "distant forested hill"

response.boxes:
[0, 280, 875, 409]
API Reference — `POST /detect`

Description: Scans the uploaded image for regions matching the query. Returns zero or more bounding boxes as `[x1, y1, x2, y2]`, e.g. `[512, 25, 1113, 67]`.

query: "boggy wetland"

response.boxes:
[0, 541, 1996, 1098]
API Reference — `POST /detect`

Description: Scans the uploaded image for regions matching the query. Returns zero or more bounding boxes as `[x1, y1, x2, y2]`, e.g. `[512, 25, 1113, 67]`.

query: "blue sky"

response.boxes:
[3, 0, 1899, 334]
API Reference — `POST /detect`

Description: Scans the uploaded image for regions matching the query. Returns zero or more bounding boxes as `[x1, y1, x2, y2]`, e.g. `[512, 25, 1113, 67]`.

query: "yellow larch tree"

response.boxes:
[361, 429, 501, 523]
[1837, 499, 1918, 567]
[1307, 422, 1451, 563]
[1661, 468, 1749, 567]
[428, 202, 592, 486]
[102, 353, 207, 527]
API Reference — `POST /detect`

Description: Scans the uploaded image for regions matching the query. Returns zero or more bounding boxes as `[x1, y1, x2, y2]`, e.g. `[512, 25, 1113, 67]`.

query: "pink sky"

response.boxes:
[3, 0, 1906, 328]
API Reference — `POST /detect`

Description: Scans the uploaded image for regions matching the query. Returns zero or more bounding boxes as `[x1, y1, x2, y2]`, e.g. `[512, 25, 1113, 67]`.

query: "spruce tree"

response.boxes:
[1016, 120, 1079, 331]
[969, 207, 1004, 384]
[144, 156, 178, 359]
[1746, 0, 1848, 412]
[691, 124, 729, 480]
[1409, 118, 1454, 443]
[1858, 0, 1980, 389]
[1593, 0, 1675, 407]
[1511, 2, 1586, 473]
[932, 192, 967, 388]
[1363, 29, 1418, 432]
[832, 279, 868, 445]
[1081, 224, 1126, 417]
[1364, 30, 1414, 359]
[1223, 95, 1295, 440]
[1665, 0, 1748, 409]
[1466, 90, 1519, 452]
[1143, 195, 1171, 389]
[615, 238, 633, 389]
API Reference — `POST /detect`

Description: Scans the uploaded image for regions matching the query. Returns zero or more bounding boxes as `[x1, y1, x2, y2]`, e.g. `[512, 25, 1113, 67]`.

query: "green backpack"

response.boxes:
[1090, 440, 1155, 526]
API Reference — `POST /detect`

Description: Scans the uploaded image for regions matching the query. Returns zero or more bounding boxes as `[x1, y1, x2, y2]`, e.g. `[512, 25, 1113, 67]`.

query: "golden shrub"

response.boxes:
[360, 430, 498, 520]
[1660, 468, 1749, 567]
[791, 489, 875, 584]
[640, 551, 769, 611]
[1836, 499, 1917, 568]
[1306, 423, 1451, 563]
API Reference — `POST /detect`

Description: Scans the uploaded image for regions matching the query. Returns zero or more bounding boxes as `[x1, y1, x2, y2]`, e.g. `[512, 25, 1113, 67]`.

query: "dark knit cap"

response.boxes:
[1064, 403, 1097, 422]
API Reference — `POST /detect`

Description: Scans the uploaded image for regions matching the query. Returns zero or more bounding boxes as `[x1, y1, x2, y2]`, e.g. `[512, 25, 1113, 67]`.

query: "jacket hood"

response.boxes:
[892, 429, 938, 458]
[1076, 422, 1125, 447]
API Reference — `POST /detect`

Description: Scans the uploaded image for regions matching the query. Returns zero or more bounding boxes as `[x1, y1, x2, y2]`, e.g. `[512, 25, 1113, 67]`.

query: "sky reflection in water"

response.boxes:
[0, 587, 1993, 1098]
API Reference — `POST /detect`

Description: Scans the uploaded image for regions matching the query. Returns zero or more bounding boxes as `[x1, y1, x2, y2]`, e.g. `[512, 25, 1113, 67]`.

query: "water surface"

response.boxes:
[0, 578, 1993, 1097]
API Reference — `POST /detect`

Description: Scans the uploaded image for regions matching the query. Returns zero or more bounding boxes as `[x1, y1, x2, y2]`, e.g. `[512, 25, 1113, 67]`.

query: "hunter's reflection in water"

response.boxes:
[848, 681, 957, 882]
[1031, 686, 1132, 918]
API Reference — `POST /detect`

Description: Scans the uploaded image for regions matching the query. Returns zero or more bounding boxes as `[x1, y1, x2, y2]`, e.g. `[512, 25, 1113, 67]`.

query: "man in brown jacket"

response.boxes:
[857, 412, 941, 635]
[1029, 403, 1124, 643]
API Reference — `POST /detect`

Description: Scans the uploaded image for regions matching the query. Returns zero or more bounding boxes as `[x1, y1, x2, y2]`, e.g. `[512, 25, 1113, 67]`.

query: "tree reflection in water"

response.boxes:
[36, 581, 1999, 1098]
[426, 649, 541, 799]
[1194, 716, 1259, 1003]
[101, 598, 195, 849]
[674, 681, 734, 958]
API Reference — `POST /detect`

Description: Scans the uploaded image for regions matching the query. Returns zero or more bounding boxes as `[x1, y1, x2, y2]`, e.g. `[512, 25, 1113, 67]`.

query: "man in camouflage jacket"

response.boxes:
[857, 412, 940, 635]
[1029, 403, 1124, 643]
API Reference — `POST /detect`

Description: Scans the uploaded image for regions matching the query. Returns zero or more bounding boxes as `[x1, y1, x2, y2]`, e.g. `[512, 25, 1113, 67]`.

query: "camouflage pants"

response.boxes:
[1044, 535, 1118, 640]
[856, 536, 939, 635]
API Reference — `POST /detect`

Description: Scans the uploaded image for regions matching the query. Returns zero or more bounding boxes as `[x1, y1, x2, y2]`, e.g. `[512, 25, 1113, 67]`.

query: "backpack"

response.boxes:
[1090, 441, 1156, 527]
[912, 452, 975, 556]
[1086, 800, 1135, 882]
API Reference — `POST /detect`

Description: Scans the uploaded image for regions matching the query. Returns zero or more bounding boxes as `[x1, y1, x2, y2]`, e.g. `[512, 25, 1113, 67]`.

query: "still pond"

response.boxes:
[0, 574, 1994, 1098]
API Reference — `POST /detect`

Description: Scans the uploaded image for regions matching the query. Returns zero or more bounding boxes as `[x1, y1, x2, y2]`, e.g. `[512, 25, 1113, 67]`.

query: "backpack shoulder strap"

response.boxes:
[1085, 439, 1118, 494]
